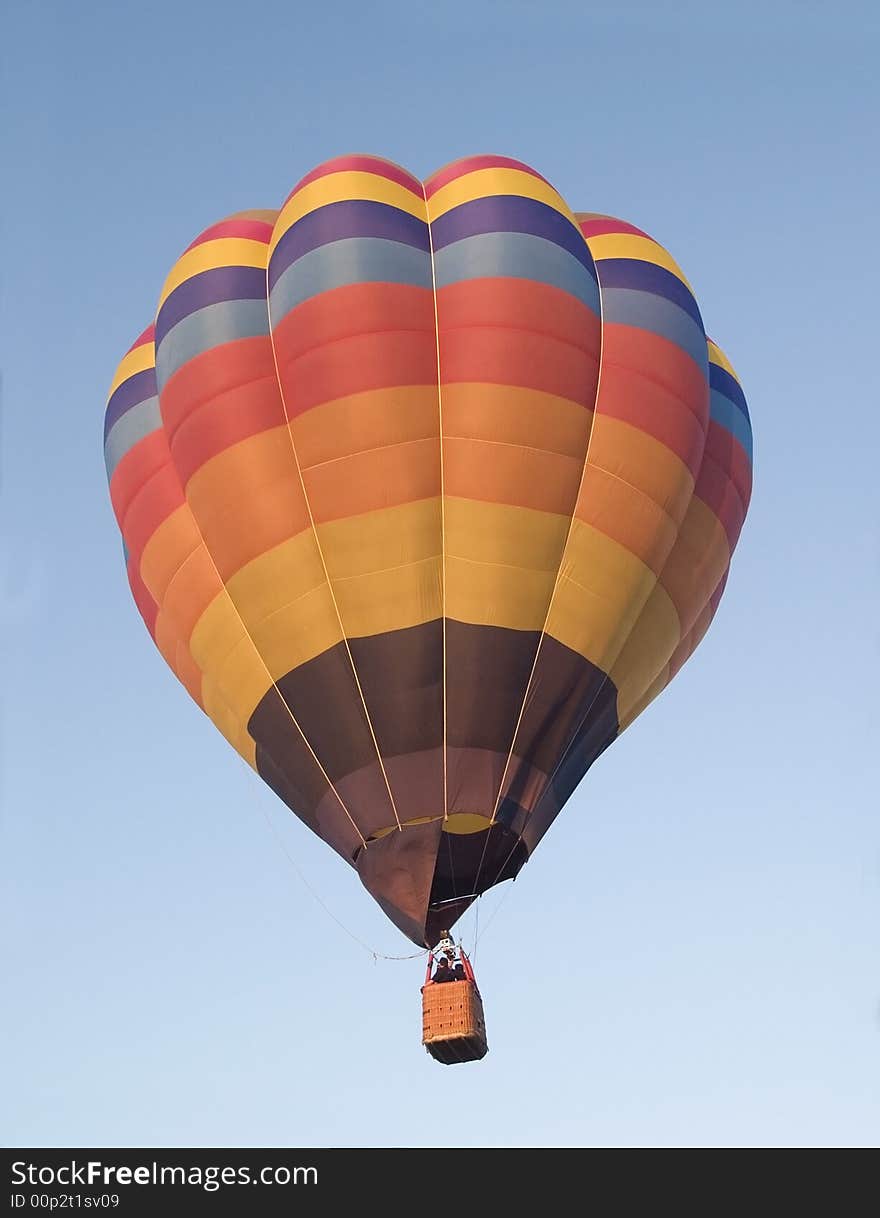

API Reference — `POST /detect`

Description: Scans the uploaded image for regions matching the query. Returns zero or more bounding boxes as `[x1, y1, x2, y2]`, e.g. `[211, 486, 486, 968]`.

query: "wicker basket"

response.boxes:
[421, 979, 488, 1064]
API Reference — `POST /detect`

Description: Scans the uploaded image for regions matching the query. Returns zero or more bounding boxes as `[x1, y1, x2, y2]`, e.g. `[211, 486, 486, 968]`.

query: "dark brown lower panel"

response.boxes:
[355, 819, 444, 946]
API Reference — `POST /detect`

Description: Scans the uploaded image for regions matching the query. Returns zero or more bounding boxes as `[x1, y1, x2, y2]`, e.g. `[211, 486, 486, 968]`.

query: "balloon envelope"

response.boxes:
[104, 155, 752, 945]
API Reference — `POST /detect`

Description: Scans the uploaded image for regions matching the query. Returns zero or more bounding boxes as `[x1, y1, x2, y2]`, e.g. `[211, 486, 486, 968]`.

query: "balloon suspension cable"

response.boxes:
[468, 832, 523, 955]
[256, 799, 428, 962]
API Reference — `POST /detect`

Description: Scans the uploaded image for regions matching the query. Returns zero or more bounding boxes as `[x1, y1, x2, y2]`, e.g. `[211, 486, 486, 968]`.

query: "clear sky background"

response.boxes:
[2, 0, 878, 1149]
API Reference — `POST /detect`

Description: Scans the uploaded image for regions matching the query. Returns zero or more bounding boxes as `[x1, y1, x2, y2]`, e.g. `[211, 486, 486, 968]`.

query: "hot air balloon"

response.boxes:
[104, 155, 752, 1060]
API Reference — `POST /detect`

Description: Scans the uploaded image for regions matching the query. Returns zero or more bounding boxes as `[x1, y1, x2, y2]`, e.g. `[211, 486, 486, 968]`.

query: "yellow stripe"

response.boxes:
[189, 594, 275, 722]
[271, 172, 428, 252]
[446, 497, 569, 573]
[611, 582, 681, 724]
[201, 674, 258, 767]
[660, 497, 730, 634]
[108, 341, 155, 400]
[618, 664, 669, 732]
[447, 553, 554, 631]
[317, 498, 441, 581]
[546, 521, 656, 670]
[158, 238, 270, 309]
[427, 167, 580, 230]
[444, 498, 570, 631]
[198, 536, 341, 681]
[333, 556, 443, 636]
[224, 530, 326, 622]
[708, 339, 739, 382]
[248, 583, 342, 678]
[585, 233, 694, 293]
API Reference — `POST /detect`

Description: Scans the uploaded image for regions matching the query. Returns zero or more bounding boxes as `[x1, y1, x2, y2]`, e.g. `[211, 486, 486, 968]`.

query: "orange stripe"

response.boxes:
[444, 437, 581, 515]
[184, 428, 312, 579]
[302, 437, 440, 523]
[139, 505, 202, 602]
[161, 544, 226, 643]
[574, 464, 678, 575]
[293, 386, 440, 470]
[586, 416, 694, 525]
[154, 613, 205, 707]
[443, 383, 590, 459]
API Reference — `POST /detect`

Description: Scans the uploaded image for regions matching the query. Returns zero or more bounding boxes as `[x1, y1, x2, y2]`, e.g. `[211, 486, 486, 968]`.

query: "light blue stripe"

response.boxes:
[710, 389, 753, 461]
[433, 232, 601, 314]
[155, 299, 269, 392]
[600, 287, 708, 371]
[104, 396, 161, 480]
[269, 237, 432, 322]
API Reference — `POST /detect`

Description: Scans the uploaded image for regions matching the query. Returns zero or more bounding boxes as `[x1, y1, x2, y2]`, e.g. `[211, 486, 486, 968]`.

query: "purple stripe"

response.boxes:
[104, 366, 156, 439]
[155, 265, 267, 348]
[269, 200, 429, 291]
[430, 195, 596, 277]
[710, 361, 749, 421]
[597, 258, 703, 327]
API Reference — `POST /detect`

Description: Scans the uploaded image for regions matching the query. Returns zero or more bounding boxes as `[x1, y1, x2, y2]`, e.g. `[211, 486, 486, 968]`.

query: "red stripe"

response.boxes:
[121, 462, 185, 564]
[425, 155, 552, 198]
[159, 336, 279, 442]
[440, 325, 598, 406]
[596, 351, 707, 477]
[704, 420, 752, 511]
[272, 282, 435, 364]
[185, 219, 274, 252]
[437, 278, 600, 360]
[710, 567, 729, 614]
[668, 603, 712, 678]
[277, 327, 438, 418]
[109, 430, 168, 527]
[127, 556, 158, 638]
[286, 155, 423, 203]
[126, 324, 155, 355]
[170, 366, 285, 486]
[602, 324, 708, 425]
[577, 215, 651, 241]
[695, 451, 746, 551]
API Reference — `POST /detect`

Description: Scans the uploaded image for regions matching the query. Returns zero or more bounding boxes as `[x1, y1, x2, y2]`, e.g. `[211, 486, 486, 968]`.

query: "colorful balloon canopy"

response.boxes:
[104, 154, 752, 946]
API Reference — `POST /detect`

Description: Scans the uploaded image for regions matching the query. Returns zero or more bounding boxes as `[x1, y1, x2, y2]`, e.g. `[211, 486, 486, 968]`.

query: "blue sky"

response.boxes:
[2, 0, 878, 1148]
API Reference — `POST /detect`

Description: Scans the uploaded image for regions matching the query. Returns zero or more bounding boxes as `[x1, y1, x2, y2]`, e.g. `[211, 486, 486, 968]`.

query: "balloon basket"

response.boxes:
[421, 979, 488, 1065]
